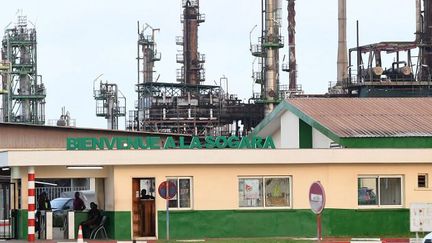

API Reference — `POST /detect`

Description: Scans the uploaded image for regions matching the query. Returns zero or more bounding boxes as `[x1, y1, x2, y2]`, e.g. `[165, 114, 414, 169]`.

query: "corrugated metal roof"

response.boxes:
[287, 98, 432, 138]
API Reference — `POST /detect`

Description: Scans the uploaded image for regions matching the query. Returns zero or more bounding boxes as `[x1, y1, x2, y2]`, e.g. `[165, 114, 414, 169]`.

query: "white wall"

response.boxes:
[280, 111, 299, 148]
[271, 129, 281, 148]
[312, 128, 334, 148]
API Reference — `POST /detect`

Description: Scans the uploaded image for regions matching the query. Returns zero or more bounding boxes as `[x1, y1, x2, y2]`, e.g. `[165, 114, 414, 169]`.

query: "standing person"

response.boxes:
[36, 191, 51, 239]
[80, 202, 102, 238]
[73, 192, 86, 210]
[37, 191, 51, 210]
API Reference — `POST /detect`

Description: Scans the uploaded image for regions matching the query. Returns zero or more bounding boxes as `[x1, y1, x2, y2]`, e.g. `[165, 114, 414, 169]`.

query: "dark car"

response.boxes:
[51, 197, 73, 227]
[358, 187, 377, 205]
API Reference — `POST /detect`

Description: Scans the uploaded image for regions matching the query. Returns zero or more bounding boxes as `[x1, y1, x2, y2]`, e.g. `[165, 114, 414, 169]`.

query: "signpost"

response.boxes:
[410, 203, 432, 242]
[158, 181, 177, 240]
[309, 181, 326, 242]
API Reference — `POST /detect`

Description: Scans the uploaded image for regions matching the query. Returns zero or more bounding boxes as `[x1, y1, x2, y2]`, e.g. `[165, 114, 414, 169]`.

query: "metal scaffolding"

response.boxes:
[0, 14, 46, 124]
[251, 0, 286, 115]
[93, 76, 126, 130]
[127, 1, 264, 136]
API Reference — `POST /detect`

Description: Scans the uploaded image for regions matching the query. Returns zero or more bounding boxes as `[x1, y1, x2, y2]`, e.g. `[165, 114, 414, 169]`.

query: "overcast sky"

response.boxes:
[1, 0, 416, 129]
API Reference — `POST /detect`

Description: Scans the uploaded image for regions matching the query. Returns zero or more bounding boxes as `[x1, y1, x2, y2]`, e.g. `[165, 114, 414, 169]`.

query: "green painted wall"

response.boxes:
[340, 137, 432, 148]
[16, 210, 131, 240]
[158, 209, 410, 239]
[103, 211, 131, 240]
[299, 120, 313, 148]
[74, 211, 88, 238]
[16, 209, 27, 239]
[75, 211, 131, 240]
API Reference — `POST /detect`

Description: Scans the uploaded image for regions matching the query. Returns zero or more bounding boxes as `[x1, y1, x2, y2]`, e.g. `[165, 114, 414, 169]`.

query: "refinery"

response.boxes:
[2, 1, 432, 241]
[1, 1, 430, 136]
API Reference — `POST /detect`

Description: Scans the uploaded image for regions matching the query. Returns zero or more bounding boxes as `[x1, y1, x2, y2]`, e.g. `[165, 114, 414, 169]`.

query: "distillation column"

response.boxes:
[1, 14, 46, 124]
[134, 23, 161, 131]
[178, 0, 205, 85]
[264, 0, 282, 115]
[138, 23, 160, 84]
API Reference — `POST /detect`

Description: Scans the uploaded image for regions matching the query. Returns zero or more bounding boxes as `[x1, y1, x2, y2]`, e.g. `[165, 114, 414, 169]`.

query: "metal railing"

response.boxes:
[36, 186, 88, 202]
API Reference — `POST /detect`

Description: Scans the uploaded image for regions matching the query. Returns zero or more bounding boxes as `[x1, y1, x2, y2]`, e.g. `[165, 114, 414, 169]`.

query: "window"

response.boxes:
[358, 176, 402, 207]
[418, 174, 428, 188]
[167, 177, 192, 209]
[239, 176, 291, 208]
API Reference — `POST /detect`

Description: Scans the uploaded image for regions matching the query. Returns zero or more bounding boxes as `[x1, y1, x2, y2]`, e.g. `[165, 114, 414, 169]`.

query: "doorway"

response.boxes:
[132, 178, 156, 238]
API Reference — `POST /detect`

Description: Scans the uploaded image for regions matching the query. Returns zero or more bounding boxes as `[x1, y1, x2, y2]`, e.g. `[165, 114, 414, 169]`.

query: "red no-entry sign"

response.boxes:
[309, 181, 326, 214]
[309, 181, 326, 242]
[158, 181, 177, 200]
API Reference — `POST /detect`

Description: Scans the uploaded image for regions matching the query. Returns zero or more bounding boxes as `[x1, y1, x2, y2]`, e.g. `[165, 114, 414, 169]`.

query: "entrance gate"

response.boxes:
[0, 182, 16, 239]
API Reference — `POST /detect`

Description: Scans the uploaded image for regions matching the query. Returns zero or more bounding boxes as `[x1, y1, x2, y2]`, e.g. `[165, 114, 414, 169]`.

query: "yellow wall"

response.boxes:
[112, 163, 432, 211]
[8, 149, 432, 210]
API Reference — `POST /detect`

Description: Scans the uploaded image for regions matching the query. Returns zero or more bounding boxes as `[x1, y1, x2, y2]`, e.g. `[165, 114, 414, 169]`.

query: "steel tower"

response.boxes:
[0, 14, 46, 124]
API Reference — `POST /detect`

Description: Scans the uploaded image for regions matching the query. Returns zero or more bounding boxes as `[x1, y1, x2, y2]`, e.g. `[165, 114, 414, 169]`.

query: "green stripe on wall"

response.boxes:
[340, 137, 432, 148]
[158, 209, 410, 239]
[16, 209, 27, 239]
[299, 119, 312, 148]
[104, 211, 131, 240]
[16, 210, 131, 240]
[75, 211, 131, 240]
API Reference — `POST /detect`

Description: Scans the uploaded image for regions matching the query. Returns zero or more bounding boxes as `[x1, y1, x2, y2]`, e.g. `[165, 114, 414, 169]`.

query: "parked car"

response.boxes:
[358, 187, 377, 205]
[51, 190, 96, 227]
[51, 197, 73, 227]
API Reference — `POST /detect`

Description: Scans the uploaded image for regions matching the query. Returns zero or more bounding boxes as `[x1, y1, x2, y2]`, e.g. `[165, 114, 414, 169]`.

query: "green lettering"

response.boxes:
[80, 138, 93, 150]
[75, 138, 85, 150]
[116, 137, 128, 150]
[127, 137, 139, 149]
[227, 136, 239, 148]
[138, 137, 148, 149]
[252, 136, 263, 148]
[102, 137, 115, 150]
[205, 136, 216, 148]
[147, 137, 161, 149]
[164, 136, 177, 149]
[179, 137, 189, 149]
[238, 137, 251, 149]
[66, 138, 77, 150]
[263, 136, 276, 149]
[93, 137, 105, 150]
[189, 137, 202, 149]
[215, 136, 227, 149]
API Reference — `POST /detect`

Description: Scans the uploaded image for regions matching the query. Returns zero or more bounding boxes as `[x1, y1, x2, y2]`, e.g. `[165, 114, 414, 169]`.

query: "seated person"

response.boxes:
[140, 189, 155, 199]
[80, 202, 101, 238]
[73, 192, 86, 211]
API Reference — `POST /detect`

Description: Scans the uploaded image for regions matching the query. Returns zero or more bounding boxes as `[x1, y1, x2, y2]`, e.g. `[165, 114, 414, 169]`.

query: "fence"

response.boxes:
[35, 186, 88, 202]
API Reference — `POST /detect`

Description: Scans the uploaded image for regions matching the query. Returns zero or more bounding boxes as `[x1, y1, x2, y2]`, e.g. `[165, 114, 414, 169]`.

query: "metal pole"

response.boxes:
[356, 20, 361, 82]
[166, 182, 170, 240]
[317, 213, 322, 242]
